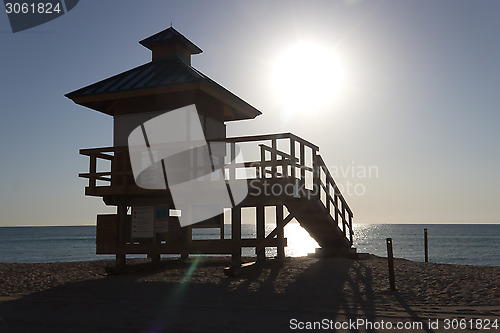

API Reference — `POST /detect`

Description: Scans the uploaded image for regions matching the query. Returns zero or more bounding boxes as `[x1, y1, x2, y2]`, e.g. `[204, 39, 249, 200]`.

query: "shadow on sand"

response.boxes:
[0, 257, 433, 332]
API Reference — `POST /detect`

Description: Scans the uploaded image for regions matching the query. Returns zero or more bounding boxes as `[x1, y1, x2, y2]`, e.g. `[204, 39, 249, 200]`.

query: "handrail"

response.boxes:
[212, 132, 319, 151]
[315, 155, 353, 216]
[314, 154, 354, 245]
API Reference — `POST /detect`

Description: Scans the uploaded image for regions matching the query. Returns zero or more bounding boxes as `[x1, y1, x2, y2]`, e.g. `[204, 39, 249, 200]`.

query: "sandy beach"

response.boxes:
[0, 255, 499, 332]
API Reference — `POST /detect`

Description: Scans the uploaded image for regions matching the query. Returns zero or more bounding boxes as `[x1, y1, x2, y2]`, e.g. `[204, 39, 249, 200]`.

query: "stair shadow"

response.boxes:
[0, 256, 427, 332]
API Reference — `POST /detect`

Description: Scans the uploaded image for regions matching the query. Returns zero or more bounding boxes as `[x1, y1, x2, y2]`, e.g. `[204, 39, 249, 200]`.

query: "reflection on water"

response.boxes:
[353, 224, 500, 266]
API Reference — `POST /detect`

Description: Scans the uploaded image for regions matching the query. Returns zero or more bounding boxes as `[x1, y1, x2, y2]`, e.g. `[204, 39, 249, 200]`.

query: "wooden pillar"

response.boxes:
[424, 228, 428, 262]
[231, 206, 242, 267]
[150, 233, 161, 264]
[256, 205, 265, 262]
[181, 226, 190, 259]
[116, 202, 127, 267]
[276, 204, 285, 260]
[89, 153, 97, 189]
[386, 238, 396, 290]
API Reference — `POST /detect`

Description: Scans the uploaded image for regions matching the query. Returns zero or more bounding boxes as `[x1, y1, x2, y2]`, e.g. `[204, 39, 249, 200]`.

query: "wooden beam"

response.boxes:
[231, 206, 242, 267]
[116, 202, 127, 267]
[256, 205, 265, 261]
[256, 212, 293, 253]
[276, 204, 285, 259]
[97, 238, 288, 255]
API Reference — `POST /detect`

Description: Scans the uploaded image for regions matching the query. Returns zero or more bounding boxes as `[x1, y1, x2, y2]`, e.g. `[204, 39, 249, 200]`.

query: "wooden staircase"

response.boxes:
[246, 136, 355, 256]
[286, 198, 352, 249]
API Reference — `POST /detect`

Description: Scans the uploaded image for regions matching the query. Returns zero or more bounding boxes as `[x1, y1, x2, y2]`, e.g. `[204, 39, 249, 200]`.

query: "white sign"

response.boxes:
[132, 206, 154, 238]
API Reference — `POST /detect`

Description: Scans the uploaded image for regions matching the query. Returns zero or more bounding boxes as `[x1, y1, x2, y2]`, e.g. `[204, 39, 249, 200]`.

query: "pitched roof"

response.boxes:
[65, 56, 202, 99]
[139, 27, 202, 54]
[65, 28, 261, 120]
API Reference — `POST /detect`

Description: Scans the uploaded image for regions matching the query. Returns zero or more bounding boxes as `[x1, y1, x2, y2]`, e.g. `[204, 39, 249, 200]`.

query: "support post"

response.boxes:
[150, 233, 161, 264]
[89, 153, 97, 189]
[386, 238, 396, 290]
[231, 206, 242, 268]
[256, 205, 265, 262]
[116, 202, 127, 268]
[276, 204, 285, 260]
[424, 228, 428, 263]
[180, 223, 189, 259]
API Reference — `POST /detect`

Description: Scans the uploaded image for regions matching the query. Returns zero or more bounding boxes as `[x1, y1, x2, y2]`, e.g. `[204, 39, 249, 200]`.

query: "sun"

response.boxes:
[273, 42, 342, 112]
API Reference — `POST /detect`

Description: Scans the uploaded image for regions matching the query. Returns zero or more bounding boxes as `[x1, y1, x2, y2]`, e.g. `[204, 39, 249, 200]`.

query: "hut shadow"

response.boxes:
[279, 257, 377, 332]
[392, 292, 435, 333]
[0, 257, 431, 332]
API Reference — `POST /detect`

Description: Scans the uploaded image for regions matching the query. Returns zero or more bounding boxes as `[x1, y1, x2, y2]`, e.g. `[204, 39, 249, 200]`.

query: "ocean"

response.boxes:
[0, 224, 498, 266]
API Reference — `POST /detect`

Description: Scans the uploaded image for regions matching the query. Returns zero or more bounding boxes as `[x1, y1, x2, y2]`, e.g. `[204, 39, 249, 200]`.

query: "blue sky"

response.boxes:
[0, 0, 499, 226]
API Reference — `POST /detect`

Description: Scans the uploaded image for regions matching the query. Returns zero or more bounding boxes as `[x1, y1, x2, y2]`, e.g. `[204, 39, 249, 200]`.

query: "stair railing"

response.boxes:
[314, 155, 354, 245]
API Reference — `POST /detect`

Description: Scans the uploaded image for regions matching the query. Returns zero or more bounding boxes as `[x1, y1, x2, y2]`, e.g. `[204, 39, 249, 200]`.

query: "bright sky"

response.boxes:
[0, 0, 499, 226]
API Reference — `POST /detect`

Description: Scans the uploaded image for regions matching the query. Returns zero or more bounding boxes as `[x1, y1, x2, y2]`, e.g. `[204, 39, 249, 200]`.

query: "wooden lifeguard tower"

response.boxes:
[66, 27, 355, 270]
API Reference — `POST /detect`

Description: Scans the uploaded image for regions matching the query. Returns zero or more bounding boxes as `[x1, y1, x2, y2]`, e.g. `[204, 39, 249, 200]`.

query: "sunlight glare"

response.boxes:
[273, 42, 342, 112]
[285, 222, 319, 257]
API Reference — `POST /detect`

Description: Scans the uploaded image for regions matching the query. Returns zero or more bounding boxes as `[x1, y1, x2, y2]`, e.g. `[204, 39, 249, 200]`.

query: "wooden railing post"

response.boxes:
[300, 143, 305, 188]
[230, 142, 236, 181]
[325, 181, 330, 213]
[334, 194, 339, 226]
[316, 155, 323, 201]
[89, 153, 97, 189]
[342, 203, 346, 235]
[290, 137, 296, 180]
[349, 214, 353, 245]
[271, 138, 277, 177]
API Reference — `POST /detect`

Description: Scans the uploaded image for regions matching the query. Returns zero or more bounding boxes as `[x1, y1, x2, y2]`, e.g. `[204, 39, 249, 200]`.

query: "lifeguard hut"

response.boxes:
[66, 27, 355, 271]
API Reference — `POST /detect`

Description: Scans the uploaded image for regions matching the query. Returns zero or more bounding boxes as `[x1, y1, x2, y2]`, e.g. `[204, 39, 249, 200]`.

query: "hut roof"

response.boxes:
[65, 28, 261, 121]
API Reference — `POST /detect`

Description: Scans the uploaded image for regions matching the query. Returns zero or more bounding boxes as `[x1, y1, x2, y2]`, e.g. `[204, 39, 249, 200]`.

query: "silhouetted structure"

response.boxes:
[66, 27, 355, 270]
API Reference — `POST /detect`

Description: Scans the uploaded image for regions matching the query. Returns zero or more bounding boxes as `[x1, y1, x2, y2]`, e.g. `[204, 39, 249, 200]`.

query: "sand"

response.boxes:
[0, 255, 499, 332]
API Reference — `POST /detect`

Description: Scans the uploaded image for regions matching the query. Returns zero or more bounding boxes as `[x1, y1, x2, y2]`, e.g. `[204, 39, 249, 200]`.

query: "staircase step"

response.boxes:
[309, 247, 358, 259]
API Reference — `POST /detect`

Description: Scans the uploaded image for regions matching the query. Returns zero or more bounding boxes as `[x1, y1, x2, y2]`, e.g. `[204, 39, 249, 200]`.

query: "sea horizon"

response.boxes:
[0, 223, 499, 267]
